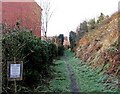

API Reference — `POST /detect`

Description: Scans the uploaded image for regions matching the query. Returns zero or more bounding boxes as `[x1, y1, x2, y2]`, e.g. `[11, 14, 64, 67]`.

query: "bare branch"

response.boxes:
[41, 0, 54, 38]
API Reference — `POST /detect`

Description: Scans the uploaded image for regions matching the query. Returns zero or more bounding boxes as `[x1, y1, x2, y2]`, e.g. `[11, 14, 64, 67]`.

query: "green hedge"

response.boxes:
[58, 45, 64, 56]
[2, 28, 64, 92]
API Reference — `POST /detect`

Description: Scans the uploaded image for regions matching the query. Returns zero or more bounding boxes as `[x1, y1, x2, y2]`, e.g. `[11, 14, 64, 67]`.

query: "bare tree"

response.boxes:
[41, 0, 53, 38]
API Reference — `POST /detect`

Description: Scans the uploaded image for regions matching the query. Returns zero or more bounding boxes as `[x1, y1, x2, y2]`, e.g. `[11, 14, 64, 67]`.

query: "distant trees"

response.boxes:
[68, 12, 107, 51]
[80, 21, 88, 32]
[69, 31, 77, 51]
[76, 21, 88, 41]
[77, 12, 106, 33]
[88, 18, 96, 30]
[58, 34, 64, 45]
[97, 13, 105, 24]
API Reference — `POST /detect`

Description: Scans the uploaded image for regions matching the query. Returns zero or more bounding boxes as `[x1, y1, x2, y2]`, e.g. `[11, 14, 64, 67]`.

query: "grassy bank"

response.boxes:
[64, 50, 118, 92]
[41, 50, 118, 93]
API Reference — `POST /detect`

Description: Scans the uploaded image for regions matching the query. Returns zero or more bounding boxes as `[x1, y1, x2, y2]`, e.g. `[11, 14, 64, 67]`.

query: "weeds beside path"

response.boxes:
[44, 50, 118, 93]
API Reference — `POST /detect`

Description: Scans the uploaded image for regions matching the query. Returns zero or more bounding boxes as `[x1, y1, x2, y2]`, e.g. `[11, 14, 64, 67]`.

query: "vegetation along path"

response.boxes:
[44, 50, 118, 93]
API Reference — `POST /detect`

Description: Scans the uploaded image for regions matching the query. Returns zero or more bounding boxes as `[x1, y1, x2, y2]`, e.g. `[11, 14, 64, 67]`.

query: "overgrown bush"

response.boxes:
[48, 43, 58, 62]
[2, 27, 63, 92]
[58, 45, 64, 56]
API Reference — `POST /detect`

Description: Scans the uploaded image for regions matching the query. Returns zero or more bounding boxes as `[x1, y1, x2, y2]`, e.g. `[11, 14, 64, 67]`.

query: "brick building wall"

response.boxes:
[2, 0, 42, 37]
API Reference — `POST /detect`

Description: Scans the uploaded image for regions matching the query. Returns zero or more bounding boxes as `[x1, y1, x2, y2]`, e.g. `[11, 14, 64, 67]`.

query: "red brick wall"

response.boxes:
[2, 1, 42, 37]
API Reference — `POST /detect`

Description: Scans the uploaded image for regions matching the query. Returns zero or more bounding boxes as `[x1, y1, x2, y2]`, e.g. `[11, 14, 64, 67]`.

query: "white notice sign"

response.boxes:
[10, 64, 20, 78]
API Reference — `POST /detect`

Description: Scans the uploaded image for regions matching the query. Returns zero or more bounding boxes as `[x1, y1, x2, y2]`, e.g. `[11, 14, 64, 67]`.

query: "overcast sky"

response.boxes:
[35, 0, 119, 37]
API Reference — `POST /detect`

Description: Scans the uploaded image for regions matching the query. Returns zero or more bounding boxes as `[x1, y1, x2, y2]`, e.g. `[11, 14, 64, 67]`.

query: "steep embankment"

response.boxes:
[75, 12, 120, 76]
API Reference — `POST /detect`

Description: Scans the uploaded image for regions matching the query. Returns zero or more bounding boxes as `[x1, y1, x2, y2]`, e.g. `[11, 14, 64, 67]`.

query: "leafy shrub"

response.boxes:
[48, 43, 58, 62]
[2, 27, 62, 92]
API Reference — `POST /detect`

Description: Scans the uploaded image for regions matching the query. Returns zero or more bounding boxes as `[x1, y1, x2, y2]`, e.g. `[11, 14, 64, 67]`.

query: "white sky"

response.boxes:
[35, 0, 120, 37]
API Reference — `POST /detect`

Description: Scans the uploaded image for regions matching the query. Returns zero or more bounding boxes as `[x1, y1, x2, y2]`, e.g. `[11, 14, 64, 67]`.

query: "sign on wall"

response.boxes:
[7, 61, 23, 81]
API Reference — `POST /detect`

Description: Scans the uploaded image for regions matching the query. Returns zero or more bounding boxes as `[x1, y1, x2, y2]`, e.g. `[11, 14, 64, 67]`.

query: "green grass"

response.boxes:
[64, 50, 118, 93]
[47, 59, 70, 92]
[68, 58, 105, 92]
[41, 50, 119, 93]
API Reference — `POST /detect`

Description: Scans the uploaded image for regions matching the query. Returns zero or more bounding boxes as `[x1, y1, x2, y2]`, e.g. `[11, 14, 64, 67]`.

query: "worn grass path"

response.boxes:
[43, 50, 118, 93]
[64, 56, 80, 93]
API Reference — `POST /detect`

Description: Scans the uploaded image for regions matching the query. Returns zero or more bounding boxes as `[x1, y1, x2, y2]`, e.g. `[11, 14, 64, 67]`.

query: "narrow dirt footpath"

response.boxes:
[64, 60, 80, 93]
[64, 53, 80, 93]
[48, 50, 80, 92]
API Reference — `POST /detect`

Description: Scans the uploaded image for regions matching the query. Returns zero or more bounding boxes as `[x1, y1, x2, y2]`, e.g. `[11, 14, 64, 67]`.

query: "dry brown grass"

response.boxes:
[75, 11, 120, 76]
